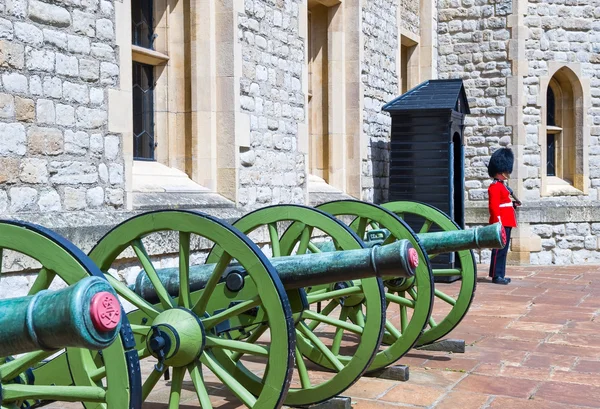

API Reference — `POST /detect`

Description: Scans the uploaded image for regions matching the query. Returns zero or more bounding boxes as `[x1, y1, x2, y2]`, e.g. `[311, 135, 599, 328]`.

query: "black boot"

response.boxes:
[492, 277, 510, 285]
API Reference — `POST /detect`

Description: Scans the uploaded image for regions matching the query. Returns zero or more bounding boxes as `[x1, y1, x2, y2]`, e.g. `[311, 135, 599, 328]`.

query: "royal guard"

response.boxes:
[487, 147, 520, 285]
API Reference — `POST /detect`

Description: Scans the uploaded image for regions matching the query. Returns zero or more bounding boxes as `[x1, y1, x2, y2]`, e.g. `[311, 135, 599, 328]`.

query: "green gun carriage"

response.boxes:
[91, 205, 503, 408]
[0, 202, 505, 409]
[87, 208, 419, 408]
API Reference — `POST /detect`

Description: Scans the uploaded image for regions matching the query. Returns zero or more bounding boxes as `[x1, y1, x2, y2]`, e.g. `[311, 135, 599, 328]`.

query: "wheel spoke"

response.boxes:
[202, 352, 258, 407]
[131, 238, 174, 310]
[206, 336, 269, 357]
[419, 219, 433, 234]
[407, 287, 418, 301]
[385, 319, 401, 340]
[230, 324, 268, 362]
[355, 217, 369, 238]
[296, 225, 314, 255]
[399, 291, 408, 333]
[352, 306, 365, 327]
[1, 384, 106, 402]
[189, 362, 213, 409]
[28, 268, 56, 295]
[192, 252, 232, 315]
[307, 241, 322, 253]
[268, 222, 281, 257]
[130, 324, 152, 336]
[90, 366, 106, 382]
[435, 288, 457, 306]
[302, 309, 362, 335]
[429, 315, 438, 329]
[385, 292, 415, 308]
[179, 232, 191, 308]
[306, 286, 362, 304]
[168, 366, 185, 409]
[106, 275, 160, 318]
[202, 296, 261, 330]
[432, 268, 462, 276]
[297, 324, 344, 372]
[307, 299, 336, 331]
[1, 350, 54, 381]
[331, 308, 349, 355]
[294, 346, 312, 388]
[142, 367, 166, 402]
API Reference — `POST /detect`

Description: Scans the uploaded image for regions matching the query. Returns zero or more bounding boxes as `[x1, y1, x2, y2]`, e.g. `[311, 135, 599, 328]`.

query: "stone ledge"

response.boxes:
[466, 201, 600, 224]
[133, 191, 235, 211]
[3, 201, 245, 254]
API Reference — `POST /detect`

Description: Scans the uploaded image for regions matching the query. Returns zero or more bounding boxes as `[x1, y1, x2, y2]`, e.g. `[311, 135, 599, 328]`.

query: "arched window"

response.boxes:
[543, 67, 586, 194]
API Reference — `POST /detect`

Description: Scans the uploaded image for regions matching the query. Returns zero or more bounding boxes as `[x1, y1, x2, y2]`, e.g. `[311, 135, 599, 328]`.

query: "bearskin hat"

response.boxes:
[487, 147, 514, 177]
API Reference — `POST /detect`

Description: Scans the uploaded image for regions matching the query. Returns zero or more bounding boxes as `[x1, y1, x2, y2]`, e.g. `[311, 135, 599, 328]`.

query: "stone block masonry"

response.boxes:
[362, 0, 398, 203]
[0, 0, 123, 214]
[237, 0, 306, 209]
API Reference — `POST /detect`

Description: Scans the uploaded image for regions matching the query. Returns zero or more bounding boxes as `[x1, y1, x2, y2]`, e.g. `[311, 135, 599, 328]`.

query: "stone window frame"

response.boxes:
[111, 0, 248, 208]
[538, 63, 589, 197]
[398, 31, 420, 94]
[302, 0, 362, 199]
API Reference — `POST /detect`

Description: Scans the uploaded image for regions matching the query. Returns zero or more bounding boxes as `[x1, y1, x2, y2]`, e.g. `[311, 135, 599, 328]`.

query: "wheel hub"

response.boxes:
[384, 276, 415, 292]
[146, 308, 205, 368]
[329, 281, 364, 306]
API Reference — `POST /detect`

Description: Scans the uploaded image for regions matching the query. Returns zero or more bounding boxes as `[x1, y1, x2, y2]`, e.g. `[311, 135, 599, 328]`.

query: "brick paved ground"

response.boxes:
[45, 264, 600, 408]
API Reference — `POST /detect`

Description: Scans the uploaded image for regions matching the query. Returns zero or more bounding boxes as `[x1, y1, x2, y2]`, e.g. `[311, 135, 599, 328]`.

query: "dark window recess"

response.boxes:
[133, 62, 155, 160]
[547, 87, 555, 126]
[132, 0, 154, 49]
[547, 133, 556, 176]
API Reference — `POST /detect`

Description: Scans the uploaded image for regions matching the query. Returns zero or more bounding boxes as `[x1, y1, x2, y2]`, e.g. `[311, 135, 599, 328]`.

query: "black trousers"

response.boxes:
[489, 227, 512, 279]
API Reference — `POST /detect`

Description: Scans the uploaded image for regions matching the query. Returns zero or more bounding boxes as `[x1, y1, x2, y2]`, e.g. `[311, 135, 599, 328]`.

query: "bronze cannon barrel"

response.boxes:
[0, 276, 121, 356]
[417, 222, 506, 254]
[131, 239, 419, 303]
[358, 222, 506, 254]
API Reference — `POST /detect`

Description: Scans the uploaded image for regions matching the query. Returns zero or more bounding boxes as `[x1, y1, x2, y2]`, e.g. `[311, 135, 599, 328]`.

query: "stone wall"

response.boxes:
[237, 0, 306, 208]
[521, 0, 600, 202]
[401, 0, 419, 36]
[362, 0, 398, 203]
[0, 0, 124, 214]
[437, 0, 513, 203]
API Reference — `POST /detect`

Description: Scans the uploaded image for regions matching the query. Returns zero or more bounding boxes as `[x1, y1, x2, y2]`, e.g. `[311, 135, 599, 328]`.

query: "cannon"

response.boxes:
[0, 220, 141, 409]
[130, 238, 418, 303]
[316, 222, 506, 254]
[86, 208, 420, 407]
[0, 276, 121, 356]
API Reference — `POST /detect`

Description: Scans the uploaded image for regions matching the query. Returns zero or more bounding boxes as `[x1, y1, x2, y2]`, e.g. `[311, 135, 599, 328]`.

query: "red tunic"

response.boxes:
[488, 180, 517, 227]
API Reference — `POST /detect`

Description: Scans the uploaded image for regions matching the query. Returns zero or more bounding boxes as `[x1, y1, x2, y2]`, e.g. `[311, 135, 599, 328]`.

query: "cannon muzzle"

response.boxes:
[131, 239, 419, 303]
[0, 276, 121, 356]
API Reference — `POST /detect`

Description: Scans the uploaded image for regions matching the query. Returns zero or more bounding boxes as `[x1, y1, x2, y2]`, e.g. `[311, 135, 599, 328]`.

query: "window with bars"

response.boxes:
[132, 62, 155, 160]
[132, 0, 155, 49]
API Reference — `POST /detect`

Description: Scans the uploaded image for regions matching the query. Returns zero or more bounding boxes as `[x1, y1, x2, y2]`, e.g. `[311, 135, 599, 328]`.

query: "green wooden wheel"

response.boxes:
[381, 201, 477, 346]
[316, 200, 434, 371]
[88, 210, 294, 409]
[0, 220, 140, 409]
[206, 204, 385, 407]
